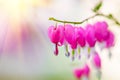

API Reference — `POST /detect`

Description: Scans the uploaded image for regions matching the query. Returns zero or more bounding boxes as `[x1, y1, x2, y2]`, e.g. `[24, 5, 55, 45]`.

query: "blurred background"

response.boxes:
[0, 0, 120, 80]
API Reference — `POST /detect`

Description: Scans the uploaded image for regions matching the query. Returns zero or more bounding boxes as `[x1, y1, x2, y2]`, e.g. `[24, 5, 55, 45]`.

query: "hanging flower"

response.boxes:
[85, 24, 96, 47]
[94, 21, 109, 42]
[93, 52, 101, 69]
[83, 64, 90, 77]
[64, 24, 77, 49]
[73, 67, 84, 79]
[105, 30, 115, 48]
[48, 25, 65, 56]
[73, 64, 90, 80]
[75, 27, 86, 47]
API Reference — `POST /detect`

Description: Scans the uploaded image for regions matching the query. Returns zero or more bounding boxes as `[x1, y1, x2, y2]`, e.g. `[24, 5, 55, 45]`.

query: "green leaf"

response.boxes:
[93, 1, 102, 12]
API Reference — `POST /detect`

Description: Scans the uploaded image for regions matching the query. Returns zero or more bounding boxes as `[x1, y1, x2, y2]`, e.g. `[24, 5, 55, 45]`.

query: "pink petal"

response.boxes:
[86, 24, 96, 47]
[106, 31, 115, 48]
[65, 24, 77, 49]
[93, 52, 101, 68]
[94, 21, 109, 42]
[73, 68, 84, 79]
[64, 24, 75, 44]
[75, 27, 86, 47]
[83, 64, 90, 77]
[48, 26, 60, 44]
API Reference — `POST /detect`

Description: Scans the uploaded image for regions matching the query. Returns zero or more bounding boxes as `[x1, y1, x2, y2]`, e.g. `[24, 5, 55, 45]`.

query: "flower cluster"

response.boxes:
[48, 21, 114, 58]
[48, 21, 115, 80]
[73, 52, 101, 80]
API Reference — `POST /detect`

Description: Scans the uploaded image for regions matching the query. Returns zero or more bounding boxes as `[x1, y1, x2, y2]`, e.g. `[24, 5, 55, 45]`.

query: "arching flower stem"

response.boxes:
[49, 13, 120, 26]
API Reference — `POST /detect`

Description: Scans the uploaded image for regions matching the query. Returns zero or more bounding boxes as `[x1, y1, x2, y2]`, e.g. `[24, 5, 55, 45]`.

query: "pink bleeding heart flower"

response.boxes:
[105, 31, 115, 48]
[85, 24, 96, 47]
[64, 24, 77, 49]
[73, 64, 90, 79]
[75, 27, 86, 47]
[94, 21, 109, 42]
[83, 64, 90, 77]
[73, 68, 84, 79]
[93, 52, 101, 69]
[48, 25, 65, 56]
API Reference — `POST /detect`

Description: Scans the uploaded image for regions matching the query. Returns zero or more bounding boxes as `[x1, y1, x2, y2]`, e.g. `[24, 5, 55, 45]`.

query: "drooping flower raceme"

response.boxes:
[48, 21, 115, 80]
[48, 21, 115, 58]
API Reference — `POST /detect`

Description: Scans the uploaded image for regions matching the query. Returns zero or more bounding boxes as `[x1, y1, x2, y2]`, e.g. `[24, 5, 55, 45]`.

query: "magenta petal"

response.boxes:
[93, 52, 101, 68]
[71, 36, 77, 49]
[86, 24, 96, 47]
[94, 21, 109, 42]
[83, 64, 90, 77]
[64, 24, 75, 44]
[48, 25, 65, 46]
[57, 25, 65, 46]
[76, 27, 86, 47]
[73, 68, 84, 79]
[65, 24, 77, 49]
[48, 26, 60, 43]
[106, 31, 115, 48]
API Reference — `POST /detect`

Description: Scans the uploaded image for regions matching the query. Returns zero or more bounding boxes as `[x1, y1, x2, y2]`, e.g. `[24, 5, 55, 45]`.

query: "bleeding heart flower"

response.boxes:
[73, 64, 90, 79]
[64, 24, 77, 49]
[75, 27, 86, 47]
[105, 31, 115, 48]
[93, 52, 101, 69]
[85, 24, 96, 47]
[73, 68, 84, 79]
[83, 64, 90, 77]
[94, 21, 109, 42]
[48, 25, 65, 56]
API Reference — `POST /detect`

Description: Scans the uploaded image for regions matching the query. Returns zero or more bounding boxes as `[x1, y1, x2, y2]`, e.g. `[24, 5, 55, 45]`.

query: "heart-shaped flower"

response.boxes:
[73, 67, 84, 79]
[83, 64, 90, 77]
[94, 21, 109, 42]
[93, 52, 101, 69]
[48, 25, 65, 55]
[75, 27, 86, 47]
[73, 64, 90, 79]
[85, 24, 96, 47]
[64, 24, 77, 49]
[105, 31, 115, 48]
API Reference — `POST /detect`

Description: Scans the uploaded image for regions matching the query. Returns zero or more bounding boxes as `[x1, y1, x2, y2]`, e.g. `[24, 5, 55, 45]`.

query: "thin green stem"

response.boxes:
[49, 13, 120, 25]
[49, 14, 98, 24]
[97, 13, 120, 25]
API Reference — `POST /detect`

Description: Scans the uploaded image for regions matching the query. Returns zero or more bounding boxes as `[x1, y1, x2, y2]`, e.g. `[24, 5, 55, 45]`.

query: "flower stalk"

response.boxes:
[49, 13, 120, 25]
